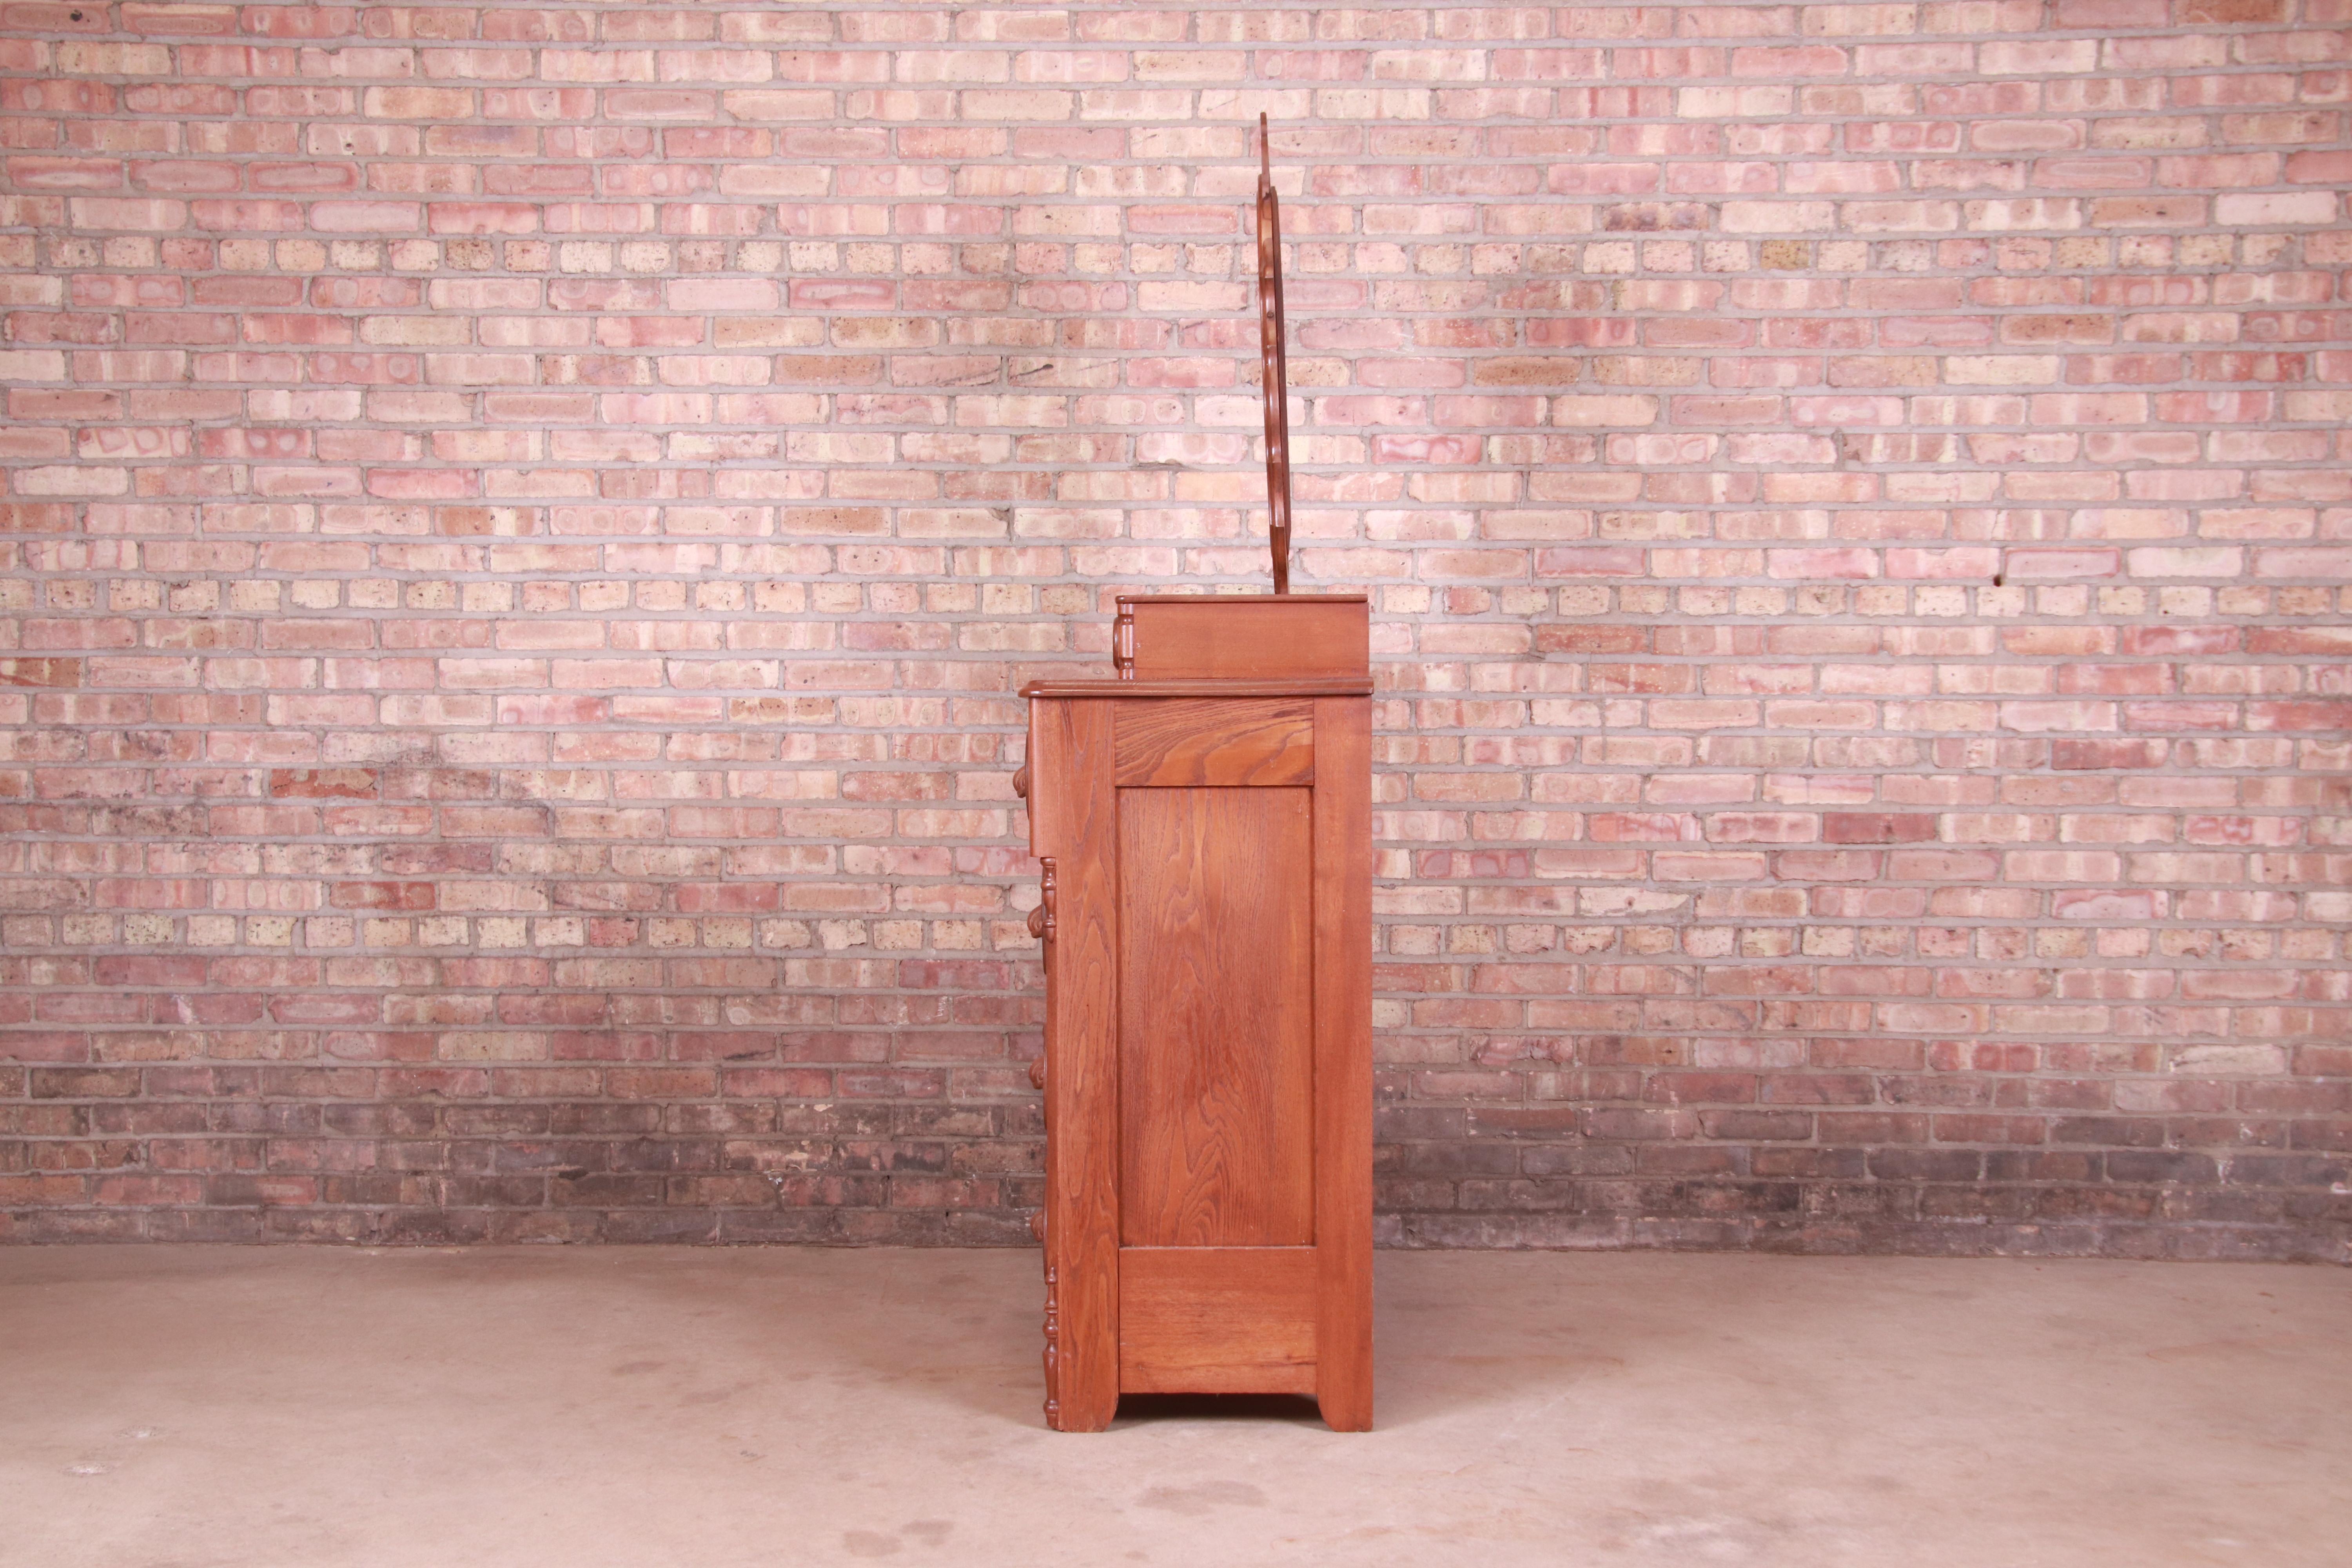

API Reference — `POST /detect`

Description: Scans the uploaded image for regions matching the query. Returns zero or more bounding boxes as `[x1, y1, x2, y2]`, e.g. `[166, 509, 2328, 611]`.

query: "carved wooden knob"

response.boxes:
[1029, 1210, 1046, 1243]
[1027, 1055, 1046, 1091]
[1012, 765, 1028, 799]
[1031, 860, 1056, 943]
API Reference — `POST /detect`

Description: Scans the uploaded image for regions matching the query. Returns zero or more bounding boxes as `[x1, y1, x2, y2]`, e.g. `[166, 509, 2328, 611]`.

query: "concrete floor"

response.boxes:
[2, 1249, 2345, 1568]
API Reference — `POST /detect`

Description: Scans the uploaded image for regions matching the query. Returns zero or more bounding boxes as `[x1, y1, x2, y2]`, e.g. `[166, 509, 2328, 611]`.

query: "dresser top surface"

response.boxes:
[1113, 593, 1370, 607]
[1020, 676, 1373, 700]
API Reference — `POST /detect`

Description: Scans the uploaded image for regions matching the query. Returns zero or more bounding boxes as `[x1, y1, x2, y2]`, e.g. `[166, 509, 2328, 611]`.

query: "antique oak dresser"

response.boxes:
[1014, 121, 1374, 1432]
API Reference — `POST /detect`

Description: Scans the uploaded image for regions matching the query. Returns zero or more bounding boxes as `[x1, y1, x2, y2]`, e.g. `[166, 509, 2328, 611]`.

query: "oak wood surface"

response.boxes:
[1310, 695, 1376, 1432]
[1115, 594, 1369, 605]
[1034, 699, 1121, 1433]
[1116, 785, 1316, 1249]
[1120, 597, 1369, 681]
[1113, 697, 1314, 788]
[1118, 1246, 1318, 1396]
[1021, 676, 1371, 700]
[1024, 595, 1374, 1429]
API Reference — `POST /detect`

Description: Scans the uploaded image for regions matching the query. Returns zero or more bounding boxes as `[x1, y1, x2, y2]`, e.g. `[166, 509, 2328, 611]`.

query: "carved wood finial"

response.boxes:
[1256, 112, 1292, 596]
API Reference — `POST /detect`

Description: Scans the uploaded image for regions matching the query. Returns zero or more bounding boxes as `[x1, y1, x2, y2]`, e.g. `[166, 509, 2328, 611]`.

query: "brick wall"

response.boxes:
[2, 2, 2347, 1260]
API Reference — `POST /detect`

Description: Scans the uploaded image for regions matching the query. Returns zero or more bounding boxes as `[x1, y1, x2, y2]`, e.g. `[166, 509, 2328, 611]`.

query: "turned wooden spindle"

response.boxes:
[1257, 111, 1292, 597]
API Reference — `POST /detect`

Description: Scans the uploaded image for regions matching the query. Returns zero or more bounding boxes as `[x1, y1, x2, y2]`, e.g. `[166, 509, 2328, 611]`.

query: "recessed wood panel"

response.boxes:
[1116, 786, 1315, 1248]
[1113, 697, 1314, 787]
[1118, 1247, 1317, 1395]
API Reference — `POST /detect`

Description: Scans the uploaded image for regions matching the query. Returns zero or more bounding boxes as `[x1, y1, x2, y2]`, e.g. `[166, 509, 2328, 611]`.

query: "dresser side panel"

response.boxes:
[1036, 698, 1122, 1432]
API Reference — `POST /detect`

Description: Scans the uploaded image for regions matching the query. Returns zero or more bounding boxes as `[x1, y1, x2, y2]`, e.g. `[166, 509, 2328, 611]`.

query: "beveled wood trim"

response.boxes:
[1020, 676, 1372, 700]
[1036, 698, 1121, 1433]
[1113, 697, 1315, 787]
[1023, 699, 1049, 859]
[1310, 694, 1374, 1432]
[1113, 593, 1370, 607]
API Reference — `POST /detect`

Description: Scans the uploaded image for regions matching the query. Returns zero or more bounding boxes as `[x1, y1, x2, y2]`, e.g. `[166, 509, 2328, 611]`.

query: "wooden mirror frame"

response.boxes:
[1257, 113, 1292, 595]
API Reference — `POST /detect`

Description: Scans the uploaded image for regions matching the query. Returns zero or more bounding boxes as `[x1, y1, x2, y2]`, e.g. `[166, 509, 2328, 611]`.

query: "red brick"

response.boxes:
[0, 5, 2337, 1259]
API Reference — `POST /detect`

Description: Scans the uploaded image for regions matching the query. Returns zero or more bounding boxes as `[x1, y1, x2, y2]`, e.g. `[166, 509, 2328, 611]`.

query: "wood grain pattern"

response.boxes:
[1119, 596, 1370, 681]
[1310, 695, 1375, 1432]
[1024, 601, 1373, 1428]
[1113, 697, 1314, 788]
[1021, 676, 1371, 700]
[1033, 699, 1121, 1433]
[1118, 1246, 1318, 1396]
[1116, 785, 1315, 1249]
[1118, 594, 1370, 607]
